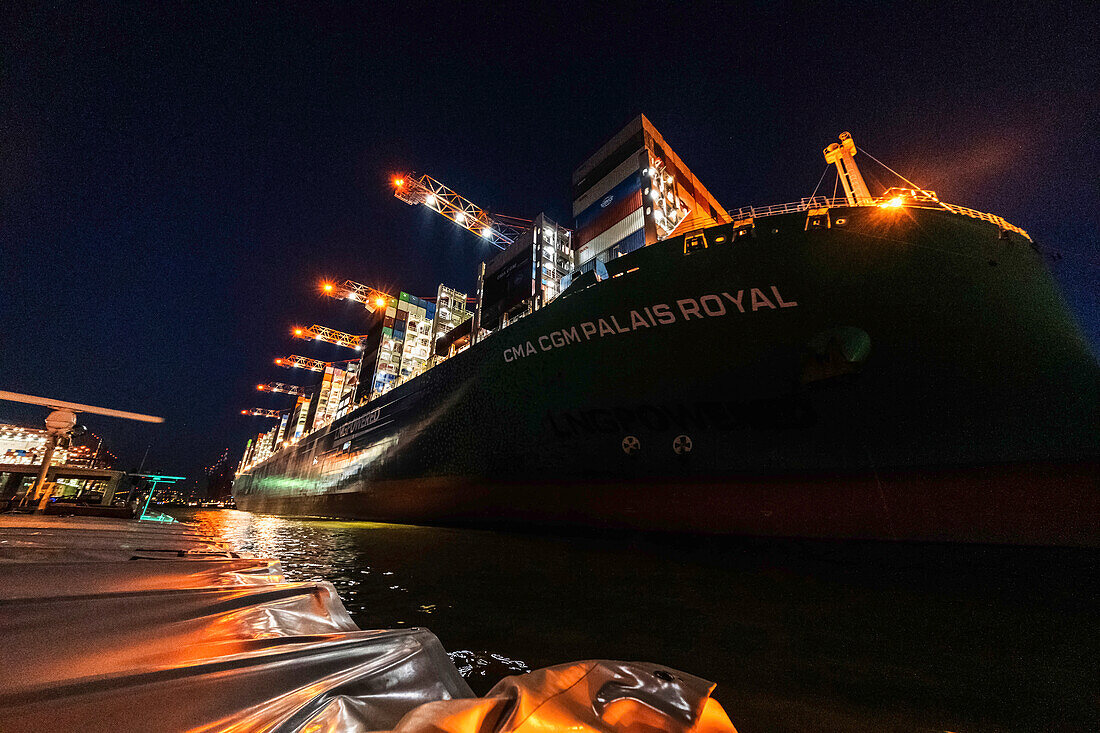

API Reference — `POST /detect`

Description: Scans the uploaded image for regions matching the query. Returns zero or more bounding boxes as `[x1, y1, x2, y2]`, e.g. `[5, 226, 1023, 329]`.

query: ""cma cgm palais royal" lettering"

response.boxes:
[503, 285, 798, 363]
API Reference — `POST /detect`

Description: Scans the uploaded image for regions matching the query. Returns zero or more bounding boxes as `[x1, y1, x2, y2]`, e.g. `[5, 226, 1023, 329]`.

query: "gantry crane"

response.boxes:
[291, 325, 366, 351]
[392, 173, 530, 250]
[321, 280, 394, 313]
[274, 354, 361, 371]
[256, 382, 309, 395]
[240, 408, 283, 418]
[273, 355, 329, 372]
[322, 278, 476, 309]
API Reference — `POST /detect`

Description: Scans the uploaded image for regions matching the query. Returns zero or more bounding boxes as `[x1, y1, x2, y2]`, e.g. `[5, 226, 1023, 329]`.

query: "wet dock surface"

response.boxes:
[173, 509, 1097, 732]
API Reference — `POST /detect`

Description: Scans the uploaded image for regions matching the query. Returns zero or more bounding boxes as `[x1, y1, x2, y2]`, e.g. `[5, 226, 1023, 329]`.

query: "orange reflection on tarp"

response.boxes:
[387, 661, 737, 732]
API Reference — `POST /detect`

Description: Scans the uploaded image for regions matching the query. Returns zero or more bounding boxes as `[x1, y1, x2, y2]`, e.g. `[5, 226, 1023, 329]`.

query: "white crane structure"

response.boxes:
[255, 382, 308, 395]
[392, 173, 530, 250]
[273, 355, 329, 372]
[321, 280, 393, 314]
[240, 408, 283, 418]
[291, 325, 365, 351]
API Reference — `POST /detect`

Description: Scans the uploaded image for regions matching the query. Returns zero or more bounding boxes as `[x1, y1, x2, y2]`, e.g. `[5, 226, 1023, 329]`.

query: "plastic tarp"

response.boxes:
[0, 515, 736, 732]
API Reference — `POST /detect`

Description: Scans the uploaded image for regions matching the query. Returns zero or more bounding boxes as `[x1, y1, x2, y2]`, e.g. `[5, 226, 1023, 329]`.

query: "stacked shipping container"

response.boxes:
[571, 114, 729, 273]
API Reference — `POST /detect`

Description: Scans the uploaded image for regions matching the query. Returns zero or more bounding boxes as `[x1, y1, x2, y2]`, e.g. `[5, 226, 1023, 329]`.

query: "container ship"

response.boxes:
[234, 119, 1099, 546]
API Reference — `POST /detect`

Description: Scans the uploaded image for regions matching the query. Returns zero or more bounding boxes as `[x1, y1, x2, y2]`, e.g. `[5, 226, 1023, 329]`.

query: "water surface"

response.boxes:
[172, 509, 1096, 732]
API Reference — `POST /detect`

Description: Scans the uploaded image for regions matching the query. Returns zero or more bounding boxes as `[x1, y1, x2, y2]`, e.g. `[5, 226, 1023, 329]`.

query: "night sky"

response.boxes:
[2, 2, 1096, 477]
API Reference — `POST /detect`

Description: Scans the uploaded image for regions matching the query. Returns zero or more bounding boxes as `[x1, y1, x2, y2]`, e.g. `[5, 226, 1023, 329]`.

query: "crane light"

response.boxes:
[256, 384, 265, 390]
[481, 227, 492, 239]
[394, 177, 404, 188]
[294, 328, 304, 336]
[322, 283, 334, 292]
[454, 211, 465, 224]
[879, 196, 904, 209]
[426, 193, 436, 206]
[274, 358, 284, 365]
[375, 297, 387, 308]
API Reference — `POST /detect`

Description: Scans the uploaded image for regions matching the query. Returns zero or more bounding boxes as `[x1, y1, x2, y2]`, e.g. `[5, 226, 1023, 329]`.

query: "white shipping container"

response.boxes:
[580, 206, 644, 264]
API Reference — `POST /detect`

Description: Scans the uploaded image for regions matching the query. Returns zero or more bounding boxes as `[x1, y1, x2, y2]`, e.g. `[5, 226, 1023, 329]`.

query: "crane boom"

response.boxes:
[256, 382, 308, 395]
[291, 325, 365, 351]
[322, 280, 394, 313]
[240, 408, 283, 418]
[274, 355, 329, 372]
[393, 173, 527, 250]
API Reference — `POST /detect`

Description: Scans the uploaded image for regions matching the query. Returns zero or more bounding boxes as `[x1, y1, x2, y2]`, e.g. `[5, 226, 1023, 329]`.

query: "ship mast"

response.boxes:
[823, 132, 873, 205]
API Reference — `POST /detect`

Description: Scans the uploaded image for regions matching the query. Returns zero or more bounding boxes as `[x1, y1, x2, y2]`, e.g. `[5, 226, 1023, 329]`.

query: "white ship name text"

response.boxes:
[503, 285, 798, 363]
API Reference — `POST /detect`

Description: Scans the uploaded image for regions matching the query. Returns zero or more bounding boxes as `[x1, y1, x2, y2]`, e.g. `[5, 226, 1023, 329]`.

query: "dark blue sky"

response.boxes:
[2, 2, 1096, 475]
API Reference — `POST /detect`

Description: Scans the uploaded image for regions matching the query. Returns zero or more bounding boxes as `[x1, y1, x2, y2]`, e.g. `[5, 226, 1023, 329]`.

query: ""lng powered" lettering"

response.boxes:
[503, 285, 798, 363]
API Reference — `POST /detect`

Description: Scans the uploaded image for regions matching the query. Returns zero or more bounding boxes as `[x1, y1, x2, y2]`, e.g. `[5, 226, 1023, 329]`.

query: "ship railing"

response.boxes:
[938, 202, 1031, 240]
[727, 197, 1030, 240]
[727, 197, 848, 220]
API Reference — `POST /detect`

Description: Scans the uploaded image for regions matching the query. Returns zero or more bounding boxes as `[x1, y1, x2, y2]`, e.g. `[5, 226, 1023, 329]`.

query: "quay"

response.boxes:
[0, 514, 735, 732]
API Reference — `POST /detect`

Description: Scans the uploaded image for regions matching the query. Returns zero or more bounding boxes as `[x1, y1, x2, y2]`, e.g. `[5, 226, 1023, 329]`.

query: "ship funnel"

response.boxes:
[823, 132, 873, 206]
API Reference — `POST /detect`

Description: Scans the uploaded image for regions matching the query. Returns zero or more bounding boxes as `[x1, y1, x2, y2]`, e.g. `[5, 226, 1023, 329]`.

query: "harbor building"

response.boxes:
[0, 423, 68, 466]
[571, 114, 729, 273]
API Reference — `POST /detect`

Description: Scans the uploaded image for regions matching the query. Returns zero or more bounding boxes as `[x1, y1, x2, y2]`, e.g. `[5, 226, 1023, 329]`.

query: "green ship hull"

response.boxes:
[234, 206, 1099, 545]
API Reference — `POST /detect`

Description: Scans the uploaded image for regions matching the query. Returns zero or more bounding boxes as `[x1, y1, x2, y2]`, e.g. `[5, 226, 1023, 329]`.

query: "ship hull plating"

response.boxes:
[234, 207, 1100, 545]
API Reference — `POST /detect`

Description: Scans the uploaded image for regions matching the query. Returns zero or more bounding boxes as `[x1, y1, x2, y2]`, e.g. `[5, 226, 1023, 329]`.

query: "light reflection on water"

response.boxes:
[172, 508, 1097, 732]
[178, 509, 532, 684]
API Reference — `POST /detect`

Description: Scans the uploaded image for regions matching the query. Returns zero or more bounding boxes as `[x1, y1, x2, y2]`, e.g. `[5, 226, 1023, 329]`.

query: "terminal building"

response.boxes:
[1, 423, 67, 466]
[571, 114, 729, 274]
